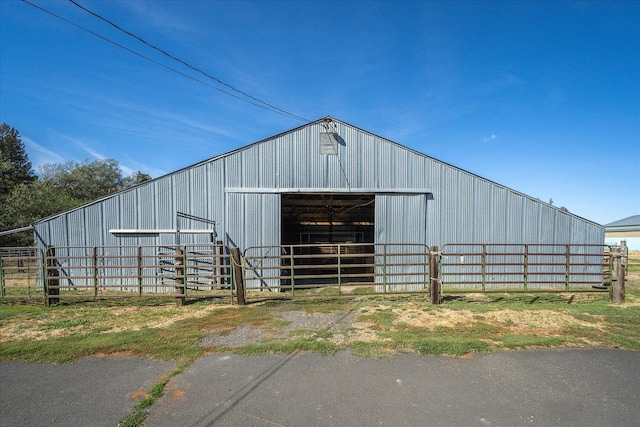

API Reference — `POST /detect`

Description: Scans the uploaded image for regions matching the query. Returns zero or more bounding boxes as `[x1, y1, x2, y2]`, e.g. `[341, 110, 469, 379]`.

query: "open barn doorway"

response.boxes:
[281, 193, 375, 285]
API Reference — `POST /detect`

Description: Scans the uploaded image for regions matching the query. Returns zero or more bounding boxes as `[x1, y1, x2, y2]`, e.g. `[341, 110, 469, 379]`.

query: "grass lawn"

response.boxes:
[1, 252, 638, 363]
[2, 252, 638, 427]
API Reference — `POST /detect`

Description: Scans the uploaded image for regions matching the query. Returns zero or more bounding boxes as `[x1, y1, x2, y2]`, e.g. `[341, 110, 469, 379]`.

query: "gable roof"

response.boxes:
[30, 117, 600, 227]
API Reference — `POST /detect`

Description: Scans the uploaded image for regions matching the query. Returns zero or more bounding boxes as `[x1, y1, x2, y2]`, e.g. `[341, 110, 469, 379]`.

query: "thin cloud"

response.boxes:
[120, 155, 167, 178]
[115, 1, 195, 34]
[22, 136, 66, 171]
[56, 133, 161, 178]
[68, 136, 107, 160]
[482, 134, 498, 142]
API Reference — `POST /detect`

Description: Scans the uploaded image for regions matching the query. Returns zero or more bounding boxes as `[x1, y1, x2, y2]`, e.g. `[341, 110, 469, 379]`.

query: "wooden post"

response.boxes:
[610, 247, 626, 303]
[175, 249, 185, 307]
[0, 254, 5, 297]
[610, 242, 626, 303]
[564, 244, 571, 290]
[137, 246, 143, 296]
[46, 247, 60, 306]
[230, 247, 245, 305]
[93, 246, 99, 299]
[429, 246, 441, 305]
[621, 240, 629, 276]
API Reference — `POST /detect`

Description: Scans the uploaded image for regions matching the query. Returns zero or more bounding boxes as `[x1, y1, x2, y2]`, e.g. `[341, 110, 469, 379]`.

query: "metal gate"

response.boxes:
[440, 244, 612, 292]
[242, 243, 432, 295]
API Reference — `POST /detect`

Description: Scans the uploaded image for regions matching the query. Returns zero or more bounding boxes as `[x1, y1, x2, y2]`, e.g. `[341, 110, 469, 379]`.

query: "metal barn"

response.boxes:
[31, 117, 604, 291]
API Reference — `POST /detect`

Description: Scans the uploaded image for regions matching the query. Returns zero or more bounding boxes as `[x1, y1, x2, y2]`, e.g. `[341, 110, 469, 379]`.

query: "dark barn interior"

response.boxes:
[281, 193, 375, 285]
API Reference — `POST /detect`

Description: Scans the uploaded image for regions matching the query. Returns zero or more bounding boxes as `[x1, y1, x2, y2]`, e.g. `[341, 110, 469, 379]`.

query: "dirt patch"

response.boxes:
[130, 389, 150, 401]
[393, 307, 475, 329]
[197, 301, 612, 349]
[199, 310, 360, 347]
[393, 307, 604, 336]
[0, 303, 230, 343]
[171, 388, 186, 402]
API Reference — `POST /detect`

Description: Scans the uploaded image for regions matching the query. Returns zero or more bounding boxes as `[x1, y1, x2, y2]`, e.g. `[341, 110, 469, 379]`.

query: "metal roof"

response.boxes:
[30, 116, 601, 228]
[605, 215, 640, 229]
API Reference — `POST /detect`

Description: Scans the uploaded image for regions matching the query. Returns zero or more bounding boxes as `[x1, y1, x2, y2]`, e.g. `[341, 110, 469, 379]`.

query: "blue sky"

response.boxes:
[1, 0, 638, 225]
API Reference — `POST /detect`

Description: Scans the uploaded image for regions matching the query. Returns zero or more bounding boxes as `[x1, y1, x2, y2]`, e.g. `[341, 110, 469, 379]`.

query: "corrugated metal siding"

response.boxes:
[32, 118, 604, 282]
[227, 193, 280, 289]
[375, 194, 429, 291]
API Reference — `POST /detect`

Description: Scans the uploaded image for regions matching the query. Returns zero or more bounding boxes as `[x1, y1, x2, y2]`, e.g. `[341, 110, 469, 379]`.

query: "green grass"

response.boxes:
[234, 337, 337, 356]
[2, 281, 639, 427]
[410, 336, 491, 356]
[349, 340, 395, 359]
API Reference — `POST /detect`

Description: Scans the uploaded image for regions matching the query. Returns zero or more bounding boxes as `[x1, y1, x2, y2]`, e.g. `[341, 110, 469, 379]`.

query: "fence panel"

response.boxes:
[41, 244, 233, 302]
[243, 243, 430, 296]
[0, 247, 43, 299]
[440, 244, 611, 292]
[2, 242, 617, 304]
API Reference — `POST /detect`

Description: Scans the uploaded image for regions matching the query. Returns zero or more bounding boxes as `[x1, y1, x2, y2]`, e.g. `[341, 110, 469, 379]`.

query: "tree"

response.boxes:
[40, 158, 125, 202]
[1, 149, 153, 245]
[122, 171, 152, 188]
[0, 123, 36, 203]
[0, 181, 81, 246]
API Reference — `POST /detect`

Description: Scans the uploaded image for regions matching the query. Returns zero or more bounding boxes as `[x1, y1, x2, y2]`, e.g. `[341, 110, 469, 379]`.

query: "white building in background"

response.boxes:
[605, 215, 640, 250]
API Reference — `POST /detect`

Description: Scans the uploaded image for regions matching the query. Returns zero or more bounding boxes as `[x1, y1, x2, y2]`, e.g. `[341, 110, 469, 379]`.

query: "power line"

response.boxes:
[20, 0, 308, 122]
[67, 0, 308, 122]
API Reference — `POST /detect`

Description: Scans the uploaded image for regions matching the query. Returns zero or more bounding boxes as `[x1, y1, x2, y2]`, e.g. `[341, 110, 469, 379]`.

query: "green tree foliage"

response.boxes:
[122, 171, 152, 188]
[1, 181, 81, 246]
[39, 158, 125, 202]
[0, 124, 153, 246]
[0, 123, 36, 203]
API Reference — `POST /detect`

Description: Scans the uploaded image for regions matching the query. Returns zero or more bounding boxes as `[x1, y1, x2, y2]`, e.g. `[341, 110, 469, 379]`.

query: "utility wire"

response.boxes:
[20, 0, 308, 122]
[67, 0, 308, 122]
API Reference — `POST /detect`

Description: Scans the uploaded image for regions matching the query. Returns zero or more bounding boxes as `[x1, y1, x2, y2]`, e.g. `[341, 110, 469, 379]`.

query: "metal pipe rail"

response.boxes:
[243, 243, 432, 296]
[0, 247, 43, 298]
[440, 243, 612, 292]
[2, 242, 623, 305]
[38, 244, 234, 303]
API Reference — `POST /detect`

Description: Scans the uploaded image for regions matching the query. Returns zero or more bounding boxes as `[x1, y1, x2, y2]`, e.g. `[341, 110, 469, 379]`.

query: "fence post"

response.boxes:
[481, 244, 487, 292]
[215, 241, 223, 288]
[383, 244, 388, 293]
[523, 244, 529, 292]
[46, 247, 60, 306]
[564, 245, 571, 290]
[175, 249, 185, 307]
[610, 246, 626, 303]
[93, 246, 98, 299]
[289, 246, 295, 295]
[137, 246, 143, 296]
[621, 240, 629, 275]
[429, 246, 441, 305]
[337, 244, 342, 294]
[230, 247, 245, 305]
[0, 253, 4, 297]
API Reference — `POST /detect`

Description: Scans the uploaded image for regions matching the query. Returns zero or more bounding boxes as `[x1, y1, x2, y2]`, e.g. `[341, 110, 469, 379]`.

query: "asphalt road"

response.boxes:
[0, 357, 174, 427]
[1, 349, 638, 427]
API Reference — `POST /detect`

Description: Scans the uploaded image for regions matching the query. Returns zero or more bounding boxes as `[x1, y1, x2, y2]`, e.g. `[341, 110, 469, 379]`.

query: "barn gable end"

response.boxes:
[32, 117, 603, 254]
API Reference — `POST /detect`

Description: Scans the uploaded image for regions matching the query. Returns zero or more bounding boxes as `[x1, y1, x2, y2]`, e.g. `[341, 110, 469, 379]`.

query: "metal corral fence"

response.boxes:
[0, 244, 236, 305]
[440, 244, 614, 292]
[242, 243, 432, 296]
[0, 247, 42, 298]
[0, 243, 629, 305]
